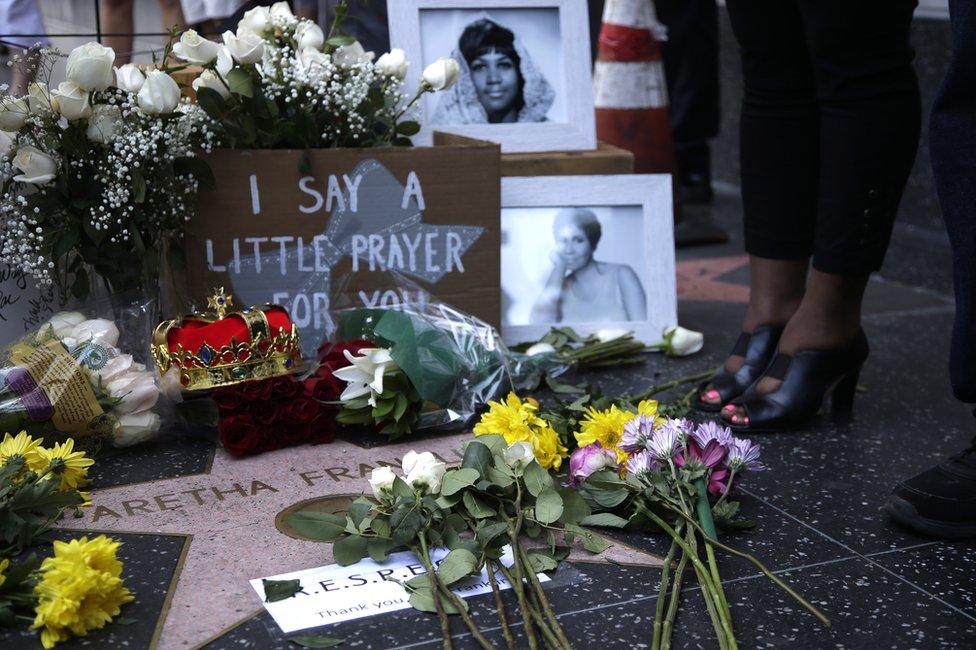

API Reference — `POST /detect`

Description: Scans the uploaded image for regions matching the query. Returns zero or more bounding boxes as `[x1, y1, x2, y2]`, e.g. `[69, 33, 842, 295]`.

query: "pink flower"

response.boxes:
[708, 467, 730, 494]
[674, 439, 727, 471]
[692, 421, 733, 449]
[568, 442, 618, 486]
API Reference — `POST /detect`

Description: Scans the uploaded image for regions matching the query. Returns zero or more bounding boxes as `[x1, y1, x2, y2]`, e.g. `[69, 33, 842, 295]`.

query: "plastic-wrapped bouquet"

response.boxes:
[181, 0, 460, 151]
[0, 310, 164, 448]
[571, 417, 828, 648]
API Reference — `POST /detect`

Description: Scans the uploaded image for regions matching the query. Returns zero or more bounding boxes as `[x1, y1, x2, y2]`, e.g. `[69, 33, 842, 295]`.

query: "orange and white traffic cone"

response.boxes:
[593, 0, 677, 177]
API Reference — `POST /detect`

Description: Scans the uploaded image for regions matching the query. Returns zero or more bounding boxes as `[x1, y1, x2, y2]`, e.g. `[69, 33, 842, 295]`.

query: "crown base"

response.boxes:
[176, 354, 304, 391]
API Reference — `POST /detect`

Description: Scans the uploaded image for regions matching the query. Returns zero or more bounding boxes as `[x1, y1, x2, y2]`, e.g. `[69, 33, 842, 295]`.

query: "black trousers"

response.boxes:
[931, 0, 976, 403]
[726, 0, 921, 275]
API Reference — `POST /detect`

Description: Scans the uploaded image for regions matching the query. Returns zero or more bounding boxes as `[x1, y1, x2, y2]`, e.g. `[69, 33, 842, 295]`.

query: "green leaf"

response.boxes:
[440, 468, 480, 496]
[460, 441, 494, 480]
[472, 434, 507, 454]
[523, 461, 553, 497]
[397, 120, 420, 136]
[53, 228, 80, 260]
[326, 35, 357, 48]
[132, 170, 146, 203]
[534, 489, 563, 524]
[289, 635, 344, 647]
[565, 524, 612, 554]
[367, 538, 392, 562]
[525, 550, 558, 573]
[475, 521, 509, 546]
[263, 578, 302, 603]
[436, 548, 477, 585]
[285, 512, 347, 541]
[557, 487, 591, 525]
[226, 68, 254, 97]
[347, 500, 372, 529]
[195, 86, 227, 119]
[390, 508, 423, 545]
[333, 534, 367, 566]
[580, 513, 630, 529]
[462, 492, 495, 519]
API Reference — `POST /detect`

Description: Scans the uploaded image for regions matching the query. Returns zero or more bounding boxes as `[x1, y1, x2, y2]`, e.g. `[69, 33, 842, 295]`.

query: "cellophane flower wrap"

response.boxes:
[0, 297, 167, 448]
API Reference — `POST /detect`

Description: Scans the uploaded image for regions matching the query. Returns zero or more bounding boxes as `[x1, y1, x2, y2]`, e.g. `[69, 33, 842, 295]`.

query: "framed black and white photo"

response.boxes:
[500, 175, 676, 344]
[388, 0, 597, 153]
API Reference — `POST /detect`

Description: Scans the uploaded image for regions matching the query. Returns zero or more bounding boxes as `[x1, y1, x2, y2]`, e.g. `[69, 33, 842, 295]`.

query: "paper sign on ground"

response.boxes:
[250, 546, 549, 633]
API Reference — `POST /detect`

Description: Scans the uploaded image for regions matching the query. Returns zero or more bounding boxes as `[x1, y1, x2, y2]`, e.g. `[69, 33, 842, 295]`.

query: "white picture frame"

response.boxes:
[388, 0, 597, 153]
[500, 175, 676, 344]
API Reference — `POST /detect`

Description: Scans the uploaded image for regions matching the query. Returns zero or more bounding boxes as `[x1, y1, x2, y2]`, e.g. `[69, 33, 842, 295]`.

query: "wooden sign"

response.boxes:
[185, 142, 501, 356]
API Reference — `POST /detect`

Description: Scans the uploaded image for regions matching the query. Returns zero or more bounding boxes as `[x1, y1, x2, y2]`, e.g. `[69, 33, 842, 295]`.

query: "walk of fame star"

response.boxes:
[58, 434, 663, 649]
[677, 254, 750, 303]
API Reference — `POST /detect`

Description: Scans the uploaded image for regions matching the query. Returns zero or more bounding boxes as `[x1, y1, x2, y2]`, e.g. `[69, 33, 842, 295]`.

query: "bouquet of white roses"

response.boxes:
[0, 309, 165, 448]
[0, 41, 215, 303]
[179, 0, 459, 152]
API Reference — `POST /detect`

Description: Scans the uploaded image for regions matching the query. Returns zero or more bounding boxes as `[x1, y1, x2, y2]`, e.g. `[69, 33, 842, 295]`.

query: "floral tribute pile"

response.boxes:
[0, 432, 133, 648]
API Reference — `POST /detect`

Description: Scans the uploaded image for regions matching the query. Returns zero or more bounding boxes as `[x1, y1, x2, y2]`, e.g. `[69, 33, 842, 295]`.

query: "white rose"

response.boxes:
[172, 29, 220, 64]
[70, 318, 120, 347]
[298, 47, 331, 84]
[215, 45, 234, 76]
[46, 311, 85, 338]
[223, 30, 265, 64]
[137, 70, 181, 115]
[11, 146, 57, 185]
[270, 1, 294, 20]
[662, 325, 705, 357]
[106, 371, 160, 415]
[66, 42, 116, 91]
[526, 342, 556, 356]
[402, 450, 447, 493]
[503, 441, 535, 469]
[0, 131, 15, 157]
[422, 57, 460, 91]
[595, 328, 631, 343]
[192, 69, 230, 99]
[333, 41, 373, 67]
[114, 63, 145, 93]
[95, 353, 133, 384]
[0, 95, 29, 131]
[26, 82, 53, 114]
[375, 48, 408, 80]
[113, 411, 161, 447]
[368, 466, 397, 498]
[237, 6, 270, 35]
[85, 104, 122, 143]
[294, 21, 324, 51]
[51, 81, 92, 120]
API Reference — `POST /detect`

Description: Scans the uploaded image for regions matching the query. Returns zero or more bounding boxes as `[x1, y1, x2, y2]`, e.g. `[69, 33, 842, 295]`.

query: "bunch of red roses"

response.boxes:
[212, 340, 373, 457]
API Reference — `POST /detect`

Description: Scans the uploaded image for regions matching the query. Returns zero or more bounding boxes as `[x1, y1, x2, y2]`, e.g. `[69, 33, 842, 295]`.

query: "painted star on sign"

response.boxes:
[58, 434, 662, 649]
[676, 254, 750, 304]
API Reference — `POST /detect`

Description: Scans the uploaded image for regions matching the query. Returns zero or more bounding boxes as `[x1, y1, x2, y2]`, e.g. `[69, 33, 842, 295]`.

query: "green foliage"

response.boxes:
[288, 635, 344, 648]
[262, 578, 302, 603]
[0, 463, 86, 557]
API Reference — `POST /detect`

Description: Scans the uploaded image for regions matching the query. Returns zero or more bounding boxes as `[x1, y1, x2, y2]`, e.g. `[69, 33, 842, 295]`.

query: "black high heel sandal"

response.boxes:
[721, 329, 869, 432]
[694, 325, 785, 413]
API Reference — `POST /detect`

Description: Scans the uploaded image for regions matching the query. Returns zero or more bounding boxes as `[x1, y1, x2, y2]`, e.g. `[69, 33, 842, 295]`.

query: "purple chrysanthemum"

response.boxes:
[692, 421, 733, 449]
[647, 418, 689, 461]
[625, 450, 659, 478]
[620, 415, 655, 453]
[726, 437, 765, 473]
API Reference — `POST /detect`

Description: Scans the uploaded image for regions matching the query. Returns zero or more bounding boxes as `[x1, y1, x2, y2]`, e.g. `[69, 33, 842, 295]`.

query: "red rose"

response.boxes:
[212, 386, 245, 413]
[284, 396, 321, 425]
[250, 401, 280, 426]
[238, 379, 274, 401]
[218, 415, 261, 457]
[271, 375, 303, 400]
[306, 412, 337, 444]
[305, 375, 341, 402]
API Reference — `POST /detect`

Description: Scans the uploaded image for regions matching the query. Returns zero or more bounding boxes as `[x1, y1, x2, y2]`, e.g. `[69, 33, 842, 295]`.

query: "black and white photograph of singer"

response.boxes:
[431, 16, 556, 125]
[529, 208, 647, 325]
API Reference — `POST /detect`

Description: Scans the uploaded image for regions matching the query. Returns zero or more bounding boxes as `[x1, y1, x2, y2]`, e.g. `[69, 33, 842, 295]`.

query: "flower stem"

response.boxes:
[688, 530, 731, 650]
[417, 536, 452, 650]
[517, 542, 572, 649]
[661, 548, 689, 650]
[652, 531, 681, 650]
[498, 563, 539, 650]
[694, 479, 733, 626]
[628, 369, 717, 403]
[488, 562, 516, 650]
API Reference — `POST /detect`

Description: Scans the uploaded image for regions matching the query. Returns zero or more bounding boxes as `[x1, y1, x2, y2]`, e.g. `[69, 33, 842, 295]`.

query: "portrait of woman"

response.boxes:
[529, 208, 647, 325]
[431, 16, 556, 125]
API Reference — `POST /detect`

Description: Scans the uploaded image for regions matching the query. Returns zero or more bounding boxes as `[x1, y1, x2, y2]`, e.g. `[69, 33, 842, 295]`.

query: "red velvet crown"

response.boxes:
[152, 288, 303, 391]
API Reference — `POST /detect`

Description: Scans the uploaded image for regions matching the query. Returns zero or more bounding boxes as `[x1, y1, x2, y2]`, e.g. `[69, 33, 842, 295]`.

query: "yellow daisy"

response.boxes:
[0, 431, 45, 472]
[576, 400, 664, 464]
[0, 557, 9, 589]
[33, 439, 94, 492]
[474, 392, 568, 470]
[32, 535, 133, 649]
[530, 424, 569, 471]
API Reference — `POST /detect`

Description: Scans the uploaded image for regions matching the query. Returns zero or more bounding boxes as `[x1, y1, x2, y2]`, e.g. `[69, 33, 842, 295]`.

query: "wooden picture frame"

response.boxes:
[388, 0, 597, 153]
[500, 175, 676, 344]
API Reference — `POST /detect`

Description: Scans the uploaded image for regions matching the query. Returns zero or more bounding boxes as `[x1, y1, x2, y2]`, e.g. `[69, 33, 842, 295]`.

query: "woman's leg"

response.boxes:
[700, 0, 816, 405]
[100, 0, 133, 66]
[728, 0, 921, 418]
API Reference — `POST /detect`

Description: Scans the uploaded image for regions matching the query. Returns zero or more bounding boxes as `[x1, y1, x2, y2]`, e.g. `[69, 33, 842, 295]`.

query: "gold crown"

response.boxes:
[152, 288, 303, 391]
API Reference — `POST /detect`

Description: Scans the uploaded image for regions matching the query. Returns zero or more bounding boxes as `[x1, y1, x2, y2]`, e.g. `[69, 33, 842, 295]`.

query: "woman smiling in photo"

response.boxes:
[432, 17, 555, 124]
[530, 208, 647, 325]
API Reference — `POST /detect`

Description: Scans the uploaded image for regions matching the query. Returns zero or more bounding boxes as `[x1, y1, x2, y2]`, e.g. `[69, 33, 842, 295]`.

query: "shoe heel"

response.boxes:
[830, 367, 861, 414]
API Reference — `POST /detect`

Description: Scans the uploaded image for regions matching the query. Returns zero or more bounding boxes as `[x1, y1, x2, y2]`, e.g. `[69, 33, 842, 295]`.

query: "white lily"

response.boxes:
[332, 347, 398, 407]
